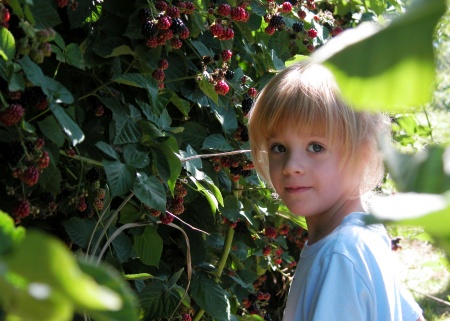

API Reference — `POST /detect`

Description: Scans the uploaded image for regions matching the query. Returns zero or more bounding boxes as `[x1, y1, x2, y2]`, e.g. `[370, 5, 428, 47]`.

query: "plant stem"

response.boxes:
[60, 149, 104, 167]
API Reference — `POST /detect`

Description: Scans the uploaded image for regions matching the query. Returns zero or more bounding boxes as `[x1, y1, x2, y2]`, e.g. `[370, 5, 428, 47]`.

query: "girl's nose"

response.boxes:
[282, 152, 305, 175]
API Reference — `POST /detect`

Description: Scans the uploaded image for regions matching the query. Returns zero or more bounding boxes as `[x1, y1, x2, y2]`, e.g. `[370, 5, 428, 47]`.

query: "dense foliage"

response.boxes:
[0, 0, 448, 320]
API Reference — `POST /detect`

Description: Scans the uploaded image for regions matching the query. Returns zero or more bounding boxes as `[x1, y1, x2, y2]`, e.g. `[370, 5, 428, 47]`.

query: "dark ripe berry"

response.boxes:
[152, 69, 165, 82]
[158, 59, 169, 70]
[234, 220, 248, 234]
[157, 15, 172, 30]
[142, 21, 158, 39]
[20, 166, 40, 186]
[139, 8, 152, 22]
[241, 96, 254, 116]
[287, 0, 299, 5]
[269, 15, 284, 28]
[22, 86, 48, 110]
[308, 28, 318, 38]
[224, 70, 234, 80]
[264, 314, 273, 321]
[55, 0, 69, 8]
[86, 167, 102, 183]
[281, 2, 293, 12]
[170, 17, 186, 35]
[155, 0, 168, 11]
[7, 141, 25, 164]
[13, 199, 30, 218]
[292, 21, 304, 33]
[221, 49, 232, 62]
[0, 104, 25, 126]
[302, 38, 310, 45]
[214, 80, 229, 95]
[248, 293, 257, 303]
[217, 3, 231, 16]
[166, 6, 180, 18]
[40, 192, 55, 204]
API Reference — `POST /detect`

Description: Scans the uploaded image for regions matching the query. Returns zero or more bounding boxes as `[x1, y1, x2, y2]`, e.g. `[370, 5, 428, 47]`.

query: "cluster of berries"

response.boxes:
[210, 154, 254, 182]
[286, 226, 308, 250]
[234, 123, 249, 143]
[11, 198, 41, 224]
[202, 49, 234, 95]
[15, 23, 56, 64]
[209, 2, 250, 40]
[0, 3, 11, 28]
[145, 179, 188, 224]
[152, 59, 169, 90]
[240, 86, 258, 117]
[55, 0, 79, 11]
[86, 167, 106, 211]
[140, 1, 194, 50]
[241, 292, 272, 318]
[8, 138, 49, 189]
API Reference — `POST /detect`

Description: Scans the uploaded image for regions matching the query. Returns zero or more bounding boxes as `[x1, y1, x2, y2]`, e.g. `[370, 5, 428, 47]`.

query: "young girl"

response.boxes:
[247, 60, 424, 321]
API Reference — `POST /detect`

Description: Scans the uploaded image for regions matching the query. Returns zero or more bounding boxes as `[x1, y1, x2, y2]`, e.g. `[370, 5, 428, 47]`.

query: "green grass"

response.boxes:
[387, 226, 450, 321]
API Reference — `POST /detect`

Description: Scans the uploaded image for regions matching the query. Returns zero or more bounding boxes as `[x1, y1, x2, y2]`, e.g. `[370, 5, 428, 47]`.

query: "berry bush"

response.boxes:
[0, 0, 449, 320]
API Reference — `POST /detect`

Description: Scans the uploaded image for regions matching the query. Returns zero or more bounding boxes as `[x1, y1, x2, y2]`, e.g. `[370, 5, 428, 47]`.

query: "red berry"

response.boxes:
[2, 7, 10, 22]
[181, 314, 192, 321]
[160, 213, 174, 224]
[184, 2, 195, 12]
[20, 166, 40, 186]
[331, 26, 343, 36]
[306, 44, 315, 52]
[179, 27, 190, 39]
[280, 2, 293, 12]
[152, 69, 165, 82]
[12, 199, 30, 218]
[298, 10, 307, 19]
[166, 6, 180, 18]
[265, 25, 276, 35]
[55, 0, 69, 8]
[146, 37, 159, 48]
[221, 49, 232, 62]
[38, 151, 50, 169]
[257, 291, 265, 301]
[158, 59, 169, 70]
[217, 3, 231, 16]
[0, 104, 25, 127]
[214, 80, 229, 95]
[247, 87, 257, 98]
[264, 226, 277, 239]
[150, 208, 161, 217]
[155, 0, 168, 11]
[219, 27, 234, 40]
[157, 15, 172, 30]
[262, 245, 271, 256]
[210, 23, 224, 38]
[66, 148, 76, 157]
[308, 28, 318, 38]
[230, 7, 247, 22]
[170, 37, 183, 49]
[35, 138, 45, 149]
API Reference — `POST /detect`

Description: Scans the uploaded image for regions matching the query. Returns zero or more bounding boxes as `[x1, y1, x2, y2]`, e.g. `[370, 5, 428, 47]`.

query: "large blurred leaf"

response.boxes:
[313, 0, 447, 111]
[0, 28, 15, 61]
[369, 192, 450, 256]
[0, 211, 25, 255]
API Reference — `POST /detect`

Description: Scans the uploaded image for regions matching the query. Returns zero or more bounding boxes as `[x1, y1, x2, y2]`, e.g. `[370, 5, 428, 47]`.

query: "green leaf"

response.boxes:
[219, 195, 241, 222]
[199, 76, 219, 105]
[0, 28, 15, 61]
[103, 100, 142, 145]
[123, 145, 150, 168]
[139, 280, 183, 319]
[5, 231, 123, 312]
[38, 161, 62, 195]
[191, 272, 231, 321]
[29, 0, 61, 28]
[190, 40, 214, 57]
[62, 217, 96, 249]
[202, 134, 234, 151]
[38, 115, 65, 147]
[50, 102, 85, 146]
[103, 160, 135, 197]
[314, 0, 446, 111]
[133, 172, 167, 214]
[0, 211, 25, 255]
[104, 45, 135, 58]
[369, 192, 450, 256]
[64, 43, 85, 70]
[153, 136, 182, 193]
[182, 122, 207, 148]
[134, 226, 163, 267]
[108, 226, 133, 263]
[95, 141, 120, 160]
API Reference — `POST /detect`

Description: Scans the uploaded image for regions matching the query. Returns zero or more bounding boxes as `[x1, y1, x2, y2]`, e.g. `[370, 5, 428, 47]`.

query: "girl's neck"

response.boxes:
[305, 197, 364, 245]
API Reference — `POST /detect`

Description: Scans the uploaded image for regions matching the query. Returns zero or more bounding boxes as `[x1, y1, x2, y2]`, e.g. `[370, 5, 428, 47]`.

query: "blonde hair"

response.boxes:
[247, 59, 389, 195]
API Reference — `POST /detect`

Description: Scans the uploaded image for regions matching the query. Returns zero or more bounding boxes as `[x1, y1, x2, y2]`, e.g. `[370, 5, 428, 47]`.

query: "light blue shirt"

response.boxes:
[283, 212, 422, 321]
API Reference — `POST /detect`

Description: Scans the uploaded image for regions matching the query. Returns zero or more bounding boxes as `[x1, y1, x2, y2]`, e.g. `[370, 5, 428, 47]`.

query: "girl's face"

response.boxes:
[267, 125, 363, 220]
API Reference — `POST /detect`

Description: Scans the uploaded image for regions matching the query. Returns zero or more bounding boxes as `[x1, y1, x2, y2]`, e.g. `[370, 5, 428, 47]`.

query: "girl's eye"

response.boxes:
[270, 144, 286, 153]
[307, 143, 324, 153]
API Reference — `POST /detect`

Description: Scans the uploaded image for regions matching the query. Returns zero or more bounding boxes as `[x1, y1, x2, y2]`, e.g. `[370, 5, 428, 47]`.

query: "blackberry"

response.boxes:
[40, 191, 55, 204]
[264, 314, 273, 321]
[170, 18, 186, 35]
[21, 86, 48, 110]
[234, 220, 248, 234]
[241, 169, 252, 178]
[292, 21, 304, 33]
[230, 165, 243, 176]
[139, 8, 152, 22]
[224, 70, 234, 80]
[248, 293, 258, 303]
[241, 96, 254, 116]
[287, 0, 298, 5]
[269, 15, 284, 28]
[86, 167, 102, 183]
[142, 21, 158, 39]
